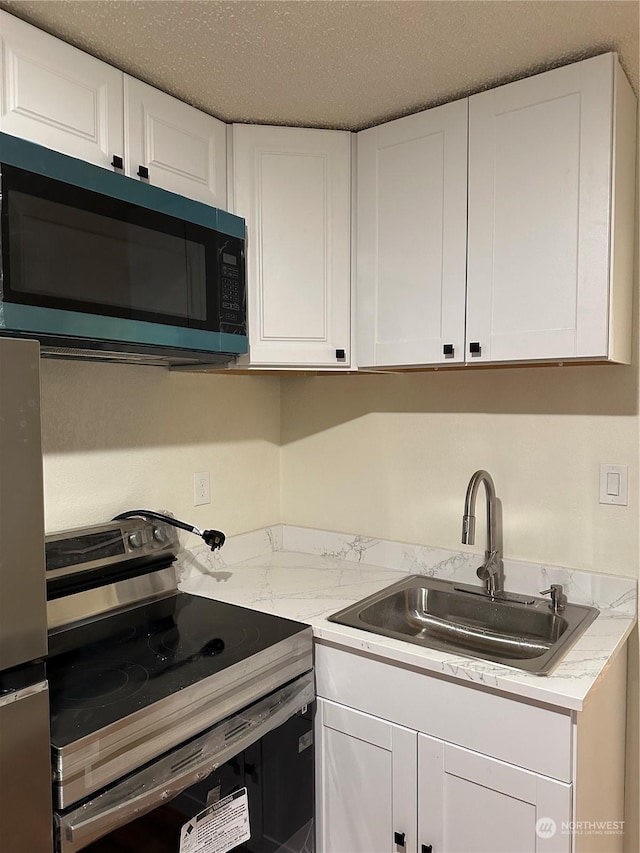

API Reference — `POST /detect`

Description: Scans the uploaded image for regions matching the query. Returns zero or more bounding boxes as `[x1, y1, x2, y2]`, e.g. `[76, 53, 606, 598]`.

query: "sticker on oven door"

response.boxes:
[179, 787, 250, 853]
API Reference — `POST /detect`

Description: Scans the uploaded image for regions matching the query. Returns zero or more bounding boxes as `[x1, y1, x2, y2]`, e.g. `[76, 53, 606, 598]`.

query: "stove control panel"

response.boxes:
[45, 519, 180, 582]
[128, 531, 144, 549]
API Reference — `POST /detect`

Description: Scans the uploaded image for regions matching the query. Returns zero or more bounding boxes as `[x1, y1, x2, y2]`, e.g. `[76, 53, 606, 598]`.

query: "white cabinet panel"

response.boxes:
[232, 124, 351, 367]
[0, 10, 123, 168]
[316, 642, 628, 853]
[467, 52, 635, 364]
[258, 149, 327, 340]
[317, 699, 417, 853]
[316, 695, 572, 853]
[0, 13, 228, 205]
[418, 735, 572, 853]
[315, 642, 572, 782]
[356, 52, 634, 371]
[125, 76, 226, 207]
[357, 99, 468, 367]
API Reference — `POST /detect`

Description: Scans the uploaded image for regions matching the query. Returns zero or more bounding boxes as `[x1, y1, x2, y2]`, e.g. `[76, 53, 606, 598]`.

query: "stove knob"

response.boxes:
[153, 526, 167, 544]
[128, 531, 144, 549]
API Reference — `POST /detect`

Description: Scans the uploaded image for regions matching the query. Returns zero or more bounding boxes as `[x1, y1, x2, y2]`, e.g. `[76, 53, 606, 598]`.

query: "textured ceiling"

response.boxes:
[1, 0, 638, 130]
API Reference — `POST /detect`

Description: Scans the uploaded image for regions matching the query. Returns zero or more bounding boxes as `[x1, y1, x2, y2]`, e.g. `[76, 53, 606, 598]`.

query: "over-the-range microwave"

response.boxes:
[0, 133, 247, 366]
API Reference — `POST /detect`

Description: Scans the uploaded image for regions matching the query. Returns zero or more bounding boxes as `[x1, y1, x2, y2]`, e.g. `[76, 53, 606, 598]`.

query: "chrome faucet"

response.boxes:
[461, 470, 503, 597]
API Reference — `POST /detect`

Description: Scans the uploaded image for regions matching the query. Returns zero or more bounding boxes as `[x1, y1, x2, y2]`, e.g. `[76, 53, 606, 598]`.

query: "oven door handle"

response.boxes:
[55, 671, 314, 853]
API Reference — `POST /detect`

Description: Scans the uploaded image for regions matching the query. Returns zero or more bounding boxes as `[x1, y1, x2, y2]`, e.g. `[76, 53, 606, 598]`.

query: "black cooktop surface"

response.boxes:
[47, 593, 309, 748]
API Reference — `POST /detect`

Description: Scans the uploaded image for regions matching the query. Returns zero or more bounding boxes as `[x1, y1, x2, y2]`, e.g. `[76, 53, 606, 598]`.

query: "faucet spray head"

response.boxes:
[462, 515, 476, 545]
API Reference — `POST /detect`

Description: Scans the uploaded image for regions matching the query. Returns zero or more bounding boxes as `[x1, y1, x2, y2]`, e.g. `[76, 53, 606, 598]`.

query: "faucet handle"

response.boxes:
[540, 584, 567, 613]
[476, 550, 499, 580]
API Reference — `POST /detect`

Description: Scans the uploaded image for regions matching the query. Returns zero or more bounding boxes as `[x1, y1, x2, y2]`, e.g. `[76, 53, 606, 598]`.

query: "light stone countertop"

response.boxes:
[177, 526, 637, 712]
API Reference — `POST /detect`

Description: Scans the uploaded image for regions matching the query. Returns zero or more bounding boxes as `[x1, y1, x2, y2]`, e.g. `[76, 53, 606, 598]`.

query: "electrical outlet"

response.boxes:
[193, 471, 211, 506]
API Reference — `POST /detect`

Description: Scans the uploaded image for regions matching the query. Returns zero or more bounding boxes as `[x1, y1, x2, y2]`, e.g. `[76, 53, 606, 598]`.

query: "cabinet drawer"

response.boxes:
[315, 642, 573, 782]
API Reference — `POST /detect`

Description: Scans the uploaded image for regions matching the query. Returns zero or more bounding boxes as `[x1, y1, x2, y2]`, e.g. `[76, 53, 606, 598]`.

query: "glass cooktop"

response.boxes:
[47, 592, 308, 748]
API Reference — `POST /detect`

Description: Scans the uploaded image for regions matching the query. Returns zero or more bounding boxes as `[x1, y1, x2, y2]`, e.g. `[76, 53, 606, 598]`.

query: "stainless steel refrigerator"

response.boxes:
[0, 337, 53, 851]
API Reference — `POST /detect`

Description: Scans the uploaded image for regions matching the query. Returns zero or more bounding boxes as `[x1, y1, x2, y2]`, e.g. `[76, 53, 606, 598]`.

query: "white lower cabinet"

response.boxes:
[315, 643, 627, 853]
[418, 735, 571, 853]
[317, 698, 570, 853]
[317, 700, 416, 853]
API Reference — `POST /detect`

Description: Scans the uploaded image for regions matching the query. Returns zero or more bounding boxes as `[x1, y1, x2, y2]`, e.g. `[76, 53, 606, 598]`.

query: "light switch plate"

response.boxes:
[599, 464, 628, 506]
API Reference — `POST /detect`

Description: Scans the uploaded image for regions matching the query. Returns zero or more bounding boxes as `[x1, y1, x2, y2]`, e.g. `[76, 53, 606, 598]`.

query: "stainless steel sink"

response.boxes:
[328, 575, 599, 674]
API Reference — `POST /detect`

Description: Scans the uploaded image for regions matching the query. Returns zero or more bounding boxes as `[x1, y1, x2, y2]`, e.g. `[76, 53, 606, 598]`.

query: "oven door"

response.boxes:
[56, 672, 314, 853]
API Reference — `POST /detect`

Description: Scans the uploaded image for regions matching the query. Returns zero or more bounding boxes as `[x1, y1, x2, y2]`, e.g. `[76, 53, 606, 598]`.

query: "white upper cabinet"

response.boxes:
[0, 11, 227, 207]
[357, 53, 636, 370]
[1, 11, 636, 371]
[466, 53, 637, 364]
[124, 77, 227, 207]
[357, 100, 468, 368]
[0, 11, 123, 169]
[231, 124, 352, 368]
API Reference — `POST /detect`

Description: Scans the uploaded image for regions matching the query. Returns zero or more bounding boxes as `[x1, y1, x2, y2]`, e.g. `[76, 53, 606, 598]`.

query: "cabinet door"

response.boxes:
[418, 734, 571, 853]
[317, 698, 417, 853]
[124, 76, 227, 207]
[357, 100, 468, 368]
[0, 11, 123, 169]
[231, 124, 351, 367]
[467, 53, 617, 364]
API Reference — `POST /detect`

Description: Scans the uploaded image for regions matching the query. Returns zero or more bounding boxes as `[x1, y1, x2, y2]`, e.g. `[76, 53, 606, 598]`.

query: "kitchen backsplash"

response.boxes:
[176, 525, 637, 616]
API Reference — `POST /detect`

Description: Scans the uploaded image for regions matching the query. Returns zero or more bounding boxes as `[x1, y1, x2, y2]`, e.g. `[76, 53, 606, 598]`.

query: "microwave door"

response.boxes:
[6, 187, 131, 313]
[1, 164, 214, 333]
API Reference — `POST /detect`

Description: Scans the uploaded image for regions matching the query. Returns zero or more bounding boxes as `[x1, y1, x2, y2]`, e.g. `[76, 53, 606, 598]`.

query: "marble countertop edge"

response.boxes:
[311, 613, 636, 712]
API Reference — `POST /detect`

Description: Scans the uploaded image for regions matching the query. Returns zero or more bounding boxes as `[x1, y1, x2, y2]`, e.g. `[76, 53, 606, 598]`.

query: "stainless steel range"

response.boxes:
[45, 515, 314, 853]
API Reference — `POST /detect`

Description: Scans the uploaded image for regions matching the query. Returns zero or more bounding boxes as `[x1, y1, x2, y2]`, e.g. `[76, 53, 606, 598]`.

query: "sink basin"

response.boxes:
[328, 576, 599, 674]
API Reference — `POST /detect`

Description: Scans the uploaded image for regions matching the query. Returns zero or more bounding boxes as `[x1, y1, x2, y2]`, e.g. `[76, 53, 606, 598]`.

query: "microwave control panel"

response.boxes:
[218, 238, 246, 333]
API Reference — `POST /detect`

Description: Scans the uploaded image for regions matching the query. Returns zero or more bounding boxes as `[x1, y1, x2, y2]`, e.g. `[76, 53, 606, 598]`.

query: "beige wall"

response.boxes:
[281, 362, 639, 576]
[39, 360, 281, 535]
[40, 353, 639, 575]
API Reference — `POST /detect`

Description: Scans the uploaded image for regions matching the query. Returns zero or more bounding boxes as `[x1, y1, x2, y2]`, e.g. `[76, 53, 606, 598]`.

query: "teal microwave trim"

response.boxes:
[217, 207, 246, 241]
[0, 304, 248, 355]
[0, 132, 245, 239]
